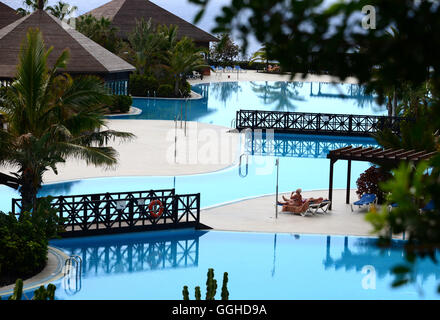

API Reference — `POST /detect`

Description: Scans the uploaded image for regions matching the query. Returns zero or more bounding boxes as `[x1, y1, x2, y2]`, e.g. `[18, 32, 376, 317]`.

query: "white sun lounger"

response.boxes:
[307, 200, 331, 215]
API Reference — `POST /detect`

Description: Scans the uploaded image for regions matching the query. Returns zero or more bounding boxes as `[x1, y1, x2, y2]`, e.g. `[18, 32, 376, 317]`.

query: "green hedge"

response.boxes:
[107, 95, 132, 114]
[158, 84, 174, 98]
[129, 74, 191, 98]
[129, 74, 159, 97]
[0, 198, 62, 287]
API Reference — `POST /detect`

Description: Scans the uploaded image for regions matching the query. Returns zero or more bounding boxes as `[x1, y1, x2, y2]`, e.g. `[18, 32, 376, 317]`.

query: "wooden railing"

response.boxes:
[12, 189, 201, 237]
[236, 110, 409, 137]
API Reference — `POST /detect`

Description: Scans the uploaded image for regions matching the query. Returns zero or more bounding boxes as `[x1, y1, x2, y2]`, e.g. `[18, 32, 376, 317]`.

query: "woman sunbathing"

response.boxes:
[278, 189, 325, 214]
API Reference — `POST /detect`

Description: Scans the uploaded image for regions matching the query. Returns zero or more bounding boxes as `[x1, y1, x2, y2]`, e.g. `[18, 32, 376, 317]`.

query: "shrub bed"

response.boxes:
[106, 95, 132, 114]
[129, 73, 191, 98]
[0, 198, 62, 287]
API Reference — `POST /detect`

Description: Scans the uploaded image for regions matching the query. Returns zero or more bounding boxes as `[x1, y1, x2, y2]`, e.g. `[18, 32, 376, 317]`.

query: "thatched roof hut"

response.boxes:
[0, 9, 135, 94]
[0, 1, 21, 29]
[83, 0, 218, 48]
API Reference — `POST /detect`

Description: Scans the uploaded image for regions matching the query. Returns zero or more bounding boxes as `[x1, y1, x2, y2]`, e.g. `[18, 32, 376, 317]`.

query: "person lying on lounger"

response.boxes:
[277, 188, 310, 214]
[278, 188, 324, 206]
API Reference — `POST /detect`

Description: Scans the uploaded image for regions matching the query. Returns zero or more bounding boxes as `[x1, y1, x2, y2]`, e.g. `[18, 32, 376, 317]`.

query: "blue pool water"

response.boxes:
[4, 81, 426, 300]
[47, 229, 440, 300]
[0, 81, 385, 211]
[112, 81, 387, 125]
[0, 133, 378, 211]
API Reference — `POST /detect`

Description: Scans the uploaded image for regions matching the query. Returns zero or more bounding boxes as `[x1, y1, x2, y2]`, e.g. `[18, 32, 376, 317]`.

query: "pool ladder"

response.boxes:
[239, 153, 249, 178]
[63, 255, 82, 295]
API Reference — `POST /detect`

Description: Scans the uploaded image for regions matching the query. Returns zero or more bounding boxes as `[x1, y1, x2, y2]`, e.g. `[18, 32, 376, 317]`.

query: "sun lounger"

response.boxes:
[277, 202, 312, 217]
[351, 193, 377, 212]
[420, 200, 435, 213]
[307, 200, 331, 215]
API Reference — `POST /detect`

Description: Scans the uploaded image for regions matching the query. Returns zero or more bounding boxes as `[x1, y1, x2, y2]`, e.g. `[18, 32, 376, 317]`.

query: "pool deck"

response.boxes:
[0, 247, 68, 298]
[201, 189, 391, 238]
[0, 120, 241, 183]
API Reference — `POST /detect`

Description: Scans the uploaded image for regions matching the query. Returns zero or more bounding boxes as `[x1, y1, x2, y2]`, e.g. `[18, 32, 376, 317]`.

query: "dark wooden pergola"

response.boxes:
[327, 146, 437, 210]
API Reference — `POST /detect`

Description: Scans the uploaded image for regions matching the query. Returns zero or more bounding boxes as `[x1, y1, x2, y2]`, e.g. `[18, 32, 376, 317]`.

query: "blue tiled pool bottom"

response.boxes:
[50, 229, 440, 300]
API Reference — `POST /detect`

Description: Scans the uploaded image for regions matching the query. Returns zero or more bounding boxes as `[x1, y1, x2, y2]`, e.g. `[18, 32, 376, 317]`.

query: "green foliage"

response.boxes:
[182, 286, 189, 300]
[356, 166, 392, 204]
[76, 14, 121, 53]
[189, 0, 440, 102]
[182, 268, 229, 300]
[126, 19, 206, 97]
[8, 279, 23, 300]
[195, 286, 201, 300]
[48, 1, 78, 21]
[33, 283, 56, 300]
[0, 29, 134, 210]
[107, 95, 132, 114]
[0, 197, 62, 285]
[126, 18, 171, 75]
[374, 106, 438, 153]
[0, 86, 7, 111]
[249, 46, 268, 67]
[129, 74, 159, 97]
[182, 81, 192, 97]
[6, 280, 56, 300]
[158, 84, 174, 98]
[205, 268, 217, 300]
[365, 160, 440, 291]
[164, 37, 208, 96]
[209, 33, 239, 64]
[221, 272, 229, 300]
[17, 0, 50, 16]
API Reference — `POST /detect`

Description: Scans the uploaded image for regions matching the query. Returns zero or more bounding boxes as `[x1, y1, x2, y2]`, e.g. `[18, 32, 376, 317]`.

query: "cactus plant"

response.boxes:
[8, 279, 23, 300]
[6, 279, 56, 300]
[221, 272, 229, 300]
[32, 284, 57, 300]
[195, 286, 201, 300]
[182, 286, 189, 300]
[205, 268, 217, 300]
[182, 268, 229, 300]
[33, 286, 47, 300]
[46, 284, 56, 300]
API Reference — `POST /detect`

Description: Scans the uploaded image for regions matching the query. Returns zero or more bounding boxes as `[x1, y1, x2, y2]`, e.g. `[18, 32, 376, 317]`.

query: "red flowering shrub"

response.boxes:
[356, 166, 391, 204]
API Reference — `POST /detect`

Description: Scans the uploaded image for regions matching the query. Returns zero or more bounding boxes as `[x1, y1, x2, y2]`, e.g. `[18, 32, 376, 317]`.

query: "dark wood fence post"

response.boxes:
[348, 115, 353, 134]
[328, 158, 337, 210]
[346, 160, 352, 204]
[172, 195, 178, 225]
[196, 194, 201, 227]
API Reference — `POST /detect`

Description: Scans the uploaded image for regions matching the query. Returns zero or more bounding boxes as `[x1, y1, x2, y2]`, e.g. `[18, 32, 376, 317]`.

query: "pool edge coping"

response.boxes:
[0, 246, 69, 298]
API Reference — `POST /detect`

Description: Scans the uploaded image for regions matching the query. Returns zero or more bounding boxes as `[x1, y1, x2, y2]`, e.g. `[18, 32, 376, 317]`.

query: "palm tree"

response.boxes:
[157, 24, 179, 51]
[127, 18, 166, 75]
[249, 45, 269, 69]
[0, 29, 134, 211]
[48, 1, 78, 21]
[17, 0, 77, 20]
[17, 0, 52, 16]
[76, 15, 121, 53]
[164, 37, 208, 96]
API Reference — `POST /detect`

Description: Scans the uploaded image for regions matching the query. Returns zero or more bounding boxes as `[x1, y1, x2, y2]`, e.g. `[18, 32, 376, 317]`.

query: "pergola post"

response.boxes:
[327, 146, 437, 213]
[328, 158, 336, 210]
[346, 160, 352, 204]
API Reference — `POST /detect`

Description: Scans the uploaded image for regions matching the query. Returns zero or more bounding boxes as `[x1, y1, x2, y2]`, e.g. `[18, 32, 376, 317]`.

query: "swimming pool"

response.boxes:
[48, 229, 440, 300]
[0, 133, 378, 212]
[111, 81, 387, 125]
[2, 81, 436, 300]
[0, 81, 385, 212]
